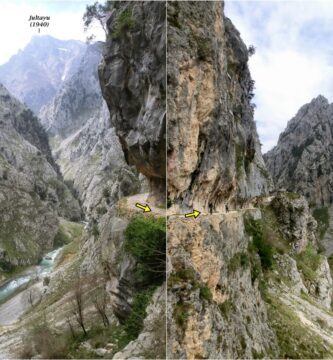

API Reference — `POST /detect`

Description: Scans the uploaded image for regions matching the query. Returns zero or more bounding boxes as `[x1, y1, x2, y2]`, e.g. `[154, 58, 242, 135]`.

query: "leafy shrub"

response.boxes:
[286, 192, 300, 200]
[258, 165, 270, 179]
[173, 302, 192, 330]
[84, 324, 129, 356]
[240, 253, 250, 268]
[96, 206, 107, 215]
[92, 223, 99, 238]
[43, 276, 50, 286]
[21, 321, 69, 359]
[218, 299, 235, 319]
[167, 198, 172, 209]
[196, 35, 213, 61]
[125, 215, 166, 285]
[245, 217, 273, 270]
[248, 45, 256, 56]
[199, 284, 213, 302]
[296, 244, 321, 282]
[228, 253, 240, 273]
[168, 267, 197, 287]
[266, 294, 330, 359]
[248, 251, 261, 284]
[112, 8, 136, 39]
[124, 287, 155, 340]
[228, 252, 250, 273]
[102, 188, 110, 198]
[235, 143, 244, 177]
[54, 227, 70, 247]
[312, 207, 329, 239]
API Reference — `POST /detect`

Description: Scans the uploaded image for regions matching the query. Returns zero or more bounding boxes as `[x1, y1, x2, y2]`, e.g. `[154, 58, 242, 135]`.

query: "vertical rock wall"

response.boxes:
[167, 2, 276, 358]
[99, 1, 166, 206]
[167, 1, 270, 214]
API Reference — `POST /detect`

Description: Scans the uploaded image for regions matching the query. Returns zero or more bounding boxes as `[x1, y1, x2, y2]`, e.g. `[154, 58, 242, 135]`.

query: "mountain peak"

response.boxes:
[309, 94, 329, 106]
[0, 37, 86, 112]
[265, 94, 333, 207]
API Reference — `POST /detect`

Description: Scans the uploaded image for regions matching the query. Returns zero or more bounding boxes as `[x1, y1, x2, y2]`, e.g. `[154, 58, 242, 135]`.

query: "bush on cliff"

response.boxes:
[245, 217, 273, 270]
[124, 215, 166, 286]
[312, 207, 329, 240]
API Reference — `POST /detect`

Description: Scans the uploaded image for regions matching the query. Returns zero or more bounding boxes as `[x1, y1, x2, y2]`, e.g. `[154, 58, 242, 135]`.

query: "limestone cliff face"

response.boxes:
[54, 102, 141, 215]
[78, 3, 167, 357]
[0, 84, 80, 273]
[167, 1, 270, 213]
[77, 2, 165, 358]
[99, 1, 166, 205]
[168, 211, 277, 359]
[264, 95, 333, 207]
[167, 2, 333, 359]
[167, 3, 276, 358]
[270, 192, 317, 253]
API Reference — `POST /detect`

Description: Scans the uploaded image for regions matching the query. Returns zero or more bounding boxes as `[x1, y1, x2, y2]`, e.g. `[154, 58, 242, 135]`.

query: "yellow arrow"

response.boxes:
[135, 203, 151, 212]
[185, 210, 200, 218]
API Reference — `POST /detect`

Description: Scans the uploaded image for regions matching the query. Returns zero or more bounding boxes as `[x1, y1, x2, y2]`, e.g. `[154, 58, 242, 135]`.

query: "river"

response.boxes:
[0, 247, 62, 303]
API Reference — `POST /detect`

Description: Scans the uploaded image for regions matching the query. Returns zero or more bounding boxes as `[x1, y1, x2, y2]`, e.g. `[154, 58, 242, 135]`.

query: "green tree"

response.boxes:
[124, 216, 166, 286]
[83, 1, 112, 35]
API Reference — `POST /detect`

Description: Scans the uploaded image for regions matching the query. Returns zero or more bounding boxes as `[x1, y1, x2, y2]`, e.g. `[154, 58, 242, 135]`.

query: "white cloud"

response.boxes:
[0, 0, 105, 65]
[225, 0, 333, 153]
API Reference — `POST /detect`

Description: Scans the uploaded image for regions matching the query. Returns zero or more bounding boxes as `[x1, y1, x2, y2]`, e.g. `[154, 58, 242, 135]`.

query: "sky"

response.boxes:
[0, 0, 105, 65]
[225, 0, 333, 153]
[1, 1, 333, 153]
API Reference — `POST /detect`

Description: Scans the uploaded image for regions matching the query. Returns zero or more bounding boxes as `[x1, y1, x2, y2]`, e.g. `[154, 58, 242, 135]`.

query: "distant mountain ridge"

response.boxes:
[264, 95, 333, 207]
[0, 35, 86, 112]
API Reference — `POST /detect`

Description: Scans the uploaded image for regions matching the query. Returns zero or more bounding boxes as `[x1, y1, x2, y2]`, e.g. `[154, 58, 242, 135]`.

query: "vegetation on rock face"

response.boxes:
[328, 254, 333, 279]
[245, 216, 273, 270]
[218, 299, 235, 319]
[228, 252, 250, 273]
[55, 221, 83, 267]
[312, 207, 329, 239]
[285, 191, 300, 200]
[235, 143, 245, 178]
[90, 218, 100, 239]
[21, 320, 68, 359]
[199, 283, 213, 302]
[167, 1, 181, 29]
[96, 206, 107, 215]
[296, 244, 322, 283]
[54, 219, 83, 248]
[121, 215, 166, 348]
[111, 7, 136, 39]
[168, 267, 213, 302]
[195, 34, 213, 61]
[266, 294, 333, 359]
[124, 287, 156, 340]
[21, 319, 132, 359]
[173, 302, 192, 330]
[248, 45, 256, 56]
[168, 267, 197, 287]
[124, 215, 166, 286]
[260, 205, 290, 254]
[102, 187, 110, 199]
